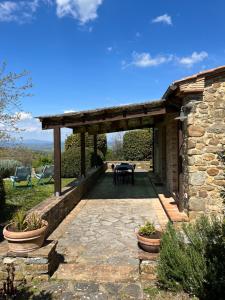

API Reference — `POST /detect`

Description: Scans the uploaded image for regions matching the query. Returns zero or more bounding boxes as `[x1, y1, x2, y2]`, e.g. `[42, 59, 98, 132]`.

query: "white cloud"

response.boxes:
[107, 46, 113, 52]
[125, 52, 172, 68]
[123, 51, 208, 69]
[64, 109, 76, 113]
[0, 0, 103, 24]
[56, 0, 104, 24]
[0, 0, 40, 23]
[177, 51, 208, 67]
[0, 0, 52, 23]
[152, 14, 172, 25]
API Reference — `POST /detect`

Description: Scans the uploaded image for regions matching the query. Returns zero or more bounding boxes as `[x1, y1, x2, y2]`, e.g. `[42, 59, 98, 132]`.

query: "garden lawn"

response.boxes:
[0, 178, 75, 225]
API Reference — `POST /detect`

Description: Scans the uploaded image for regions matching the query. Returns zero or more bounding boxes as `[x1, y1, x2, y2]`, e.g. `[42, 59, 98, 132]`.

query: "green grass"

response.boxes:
[0, 178, 75, 225]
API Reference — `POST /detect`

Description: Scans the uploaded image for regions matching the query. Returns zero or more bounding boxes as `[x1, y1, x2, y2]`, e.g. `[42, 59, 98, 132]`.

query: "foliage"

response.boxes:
[0, 159, 22, 178]
[123, 129, 153, 161]
[108, 132, 124, 161]
[157, 216, 225, 299]
[139, 221, 156, 236]
[32, 153, 53, 169]
[0, 62, 32, 141]
[0, 146, 35, 166]
[61, 147, 103, 178]
[11, 209, 27, 231]
[0, 178, 74, 225]
[65, 133, 107, 157]
[0, 175, 6, 207]
[11, 210, 44, 232]
[24, 212, 43, 231]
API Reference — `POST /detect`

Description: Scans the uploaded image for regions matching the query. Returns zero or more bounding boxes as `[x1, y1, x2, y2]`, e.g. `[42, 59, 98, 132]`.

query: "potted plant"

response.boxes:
[3, 210, 48, 253]
[136, 221, 161, 253]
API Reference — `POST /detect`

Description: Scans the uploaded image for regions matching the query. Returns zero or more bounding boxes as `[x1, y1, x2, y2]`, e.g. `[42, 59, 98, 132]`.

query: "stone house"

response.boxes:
[39, 65, 225, 220]
[154, 65, 225, 219]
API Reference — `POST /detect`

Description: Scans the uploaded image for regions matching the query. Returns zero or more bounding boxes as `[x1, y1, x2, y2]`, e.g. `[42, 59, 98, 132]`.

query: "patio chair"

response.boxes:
[35, 165, 54, 185]
[10, 166, 32, 188]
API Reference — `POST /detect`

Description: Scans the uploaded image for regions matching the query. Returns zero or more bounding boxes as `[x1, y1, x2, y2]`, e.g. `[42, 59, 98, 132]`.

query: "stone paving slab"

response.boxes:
[53, 263, 139, 283]
[50, 172, 168, 293]
[25, 280, 145, 299]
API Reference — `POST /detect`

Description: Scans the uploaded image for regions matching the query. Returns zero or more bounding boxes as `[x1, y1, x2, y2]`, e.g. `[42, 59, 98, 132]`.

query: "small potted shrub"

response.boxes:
[136, 221, 161, 253]
[3, 210, 48, 253]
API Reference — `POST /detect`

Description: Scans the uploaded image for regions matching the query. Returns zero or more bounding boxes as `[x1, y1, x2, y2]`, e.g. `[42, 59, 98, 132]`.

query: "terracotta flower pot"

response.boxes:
[3, 221, 48, 253]
[136, 230, 161, 253]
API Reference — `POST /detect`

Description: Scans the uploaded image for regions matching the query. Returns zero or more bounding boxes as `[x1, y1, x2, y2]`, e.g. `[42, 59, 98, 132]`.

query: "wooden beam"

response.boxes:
[53, 127, 61, 196]
[42, 107, 166, 129]
[71, 116, 155, 135]
[93, 134, 97, 167]
[80, 132, 86, 177]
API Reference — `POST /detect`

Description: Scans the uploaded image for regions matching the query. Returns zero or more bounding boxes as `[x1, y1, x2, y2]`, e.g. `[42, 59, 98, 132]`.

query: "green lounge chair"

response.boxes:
[10, 166, 32, 188]
[35, 165, 54, 185]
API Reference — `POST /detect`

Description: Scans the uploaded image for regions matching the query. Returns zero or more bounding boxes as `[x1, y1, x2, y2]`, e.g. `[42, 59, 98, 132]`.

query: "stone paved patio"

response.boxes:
[46, 170, 168, 299]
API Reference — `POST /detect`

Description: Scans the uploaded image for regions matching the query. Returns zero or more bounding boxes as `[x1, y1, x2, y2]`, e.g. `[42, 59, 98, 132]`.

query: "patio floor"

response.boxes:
[48, 170, 168, 298]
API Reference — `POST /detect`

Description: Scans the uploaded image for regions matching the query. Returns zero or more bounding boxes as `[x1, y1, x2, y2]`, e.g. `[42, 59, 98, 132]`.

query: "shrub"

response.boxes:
[139, 221, 156, 236]
[157, 216, 225, 299]
[11, 210, 44, 231]
[0, 176, 6, 207]
[123, 129, 152, 161]
[0, 159, 22, 178]
[61, 147, 103, 178]
[32, 153, 53, 169]
[65, 133, 107, 157]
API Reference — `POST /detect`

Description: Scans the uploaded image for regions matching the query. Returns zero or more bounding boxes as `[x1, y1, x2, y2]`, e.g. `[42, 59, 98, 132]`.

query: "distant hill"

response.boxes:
[21, 139, 54, 151]
[0, 139, 64, 152]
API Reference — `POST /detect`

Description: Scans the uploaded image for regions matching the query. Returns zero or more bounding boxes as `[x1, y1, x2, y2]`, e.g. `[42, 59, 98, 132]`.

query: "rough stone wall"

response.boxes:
[184, 75, 225, 219]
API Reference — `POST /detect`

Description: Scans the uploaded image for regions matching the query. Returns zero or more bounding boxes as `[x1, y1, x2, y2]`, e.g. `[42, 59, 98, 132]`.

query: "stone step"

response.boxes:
[157, 193, 189, 222]
[53, 263, 139, 283]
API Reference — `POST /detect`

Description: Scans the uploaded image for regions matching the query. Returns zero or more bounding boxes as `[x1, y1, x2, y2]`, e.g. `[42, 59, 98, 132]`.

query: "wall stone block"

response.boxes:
[189, 171, 206, 186]
[188, 125, 205, 137]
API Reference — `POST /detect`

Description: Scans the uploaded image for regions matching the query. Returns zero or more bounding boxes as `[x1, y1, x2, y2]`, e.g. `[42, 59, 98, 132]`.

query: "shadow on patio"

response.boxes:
[86, 171, 157, 200]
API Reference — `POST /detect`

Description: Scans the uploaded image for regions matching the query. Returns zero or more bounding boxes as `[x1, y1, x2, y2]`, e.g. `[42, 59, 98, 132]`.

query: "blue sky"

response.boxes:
[1, 0, 225, 141]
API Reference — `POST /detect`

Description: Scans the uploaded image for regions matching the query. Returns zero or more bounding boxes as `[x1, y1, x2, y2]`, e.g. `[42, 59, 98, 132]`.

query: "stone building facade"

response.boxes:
[154, 66, 225, 219]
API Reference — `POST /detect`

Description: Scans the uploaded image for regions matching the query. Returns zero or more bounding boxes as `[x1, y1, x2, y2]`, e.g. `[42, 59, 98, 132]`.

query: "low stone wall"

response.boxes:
[0, 240, 58, 284]
[0, 164, 107, 285]
[30, 163, 107, 237]
[106, 161, 152, 170]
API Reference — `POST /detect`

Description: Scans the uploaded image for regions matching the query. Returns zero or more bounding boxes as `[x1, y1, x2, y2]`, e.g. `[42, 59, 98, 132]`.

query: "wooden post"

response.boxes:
[80, 132, 86, 177]
[54, 127, 61, 196]
[93, 134, 97, 167]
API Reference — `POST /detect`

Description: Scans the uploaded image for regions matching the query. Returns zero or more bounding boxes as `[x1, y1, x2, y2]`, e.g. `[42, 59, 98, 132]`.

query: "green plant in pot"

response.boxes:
[3, 210, 48, 253]
[136, 221, 161, 253]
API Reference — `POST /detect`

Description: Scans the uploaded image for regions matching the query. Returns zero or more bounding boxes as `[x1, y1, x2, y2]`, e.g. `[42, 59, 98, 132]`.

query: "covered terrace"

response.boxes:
[38, 98, 180, 198]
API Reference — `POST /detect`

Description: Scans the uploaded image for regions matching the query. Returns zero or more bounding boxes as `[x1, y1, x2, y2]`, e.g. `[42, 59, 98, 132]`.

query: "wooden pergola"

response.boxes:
[38, 99, 168, 196]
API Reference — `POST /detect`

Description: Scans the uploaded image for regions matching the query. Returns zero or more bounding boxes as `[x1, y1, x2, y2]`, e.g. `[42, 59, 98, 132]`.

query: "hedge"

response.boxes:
[123, 129, 152, 161]
[61, 147, 103, 178]
[0, 159, 22, 178]
[0, 176, 5, 207]
[65, 133, 107, 157]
